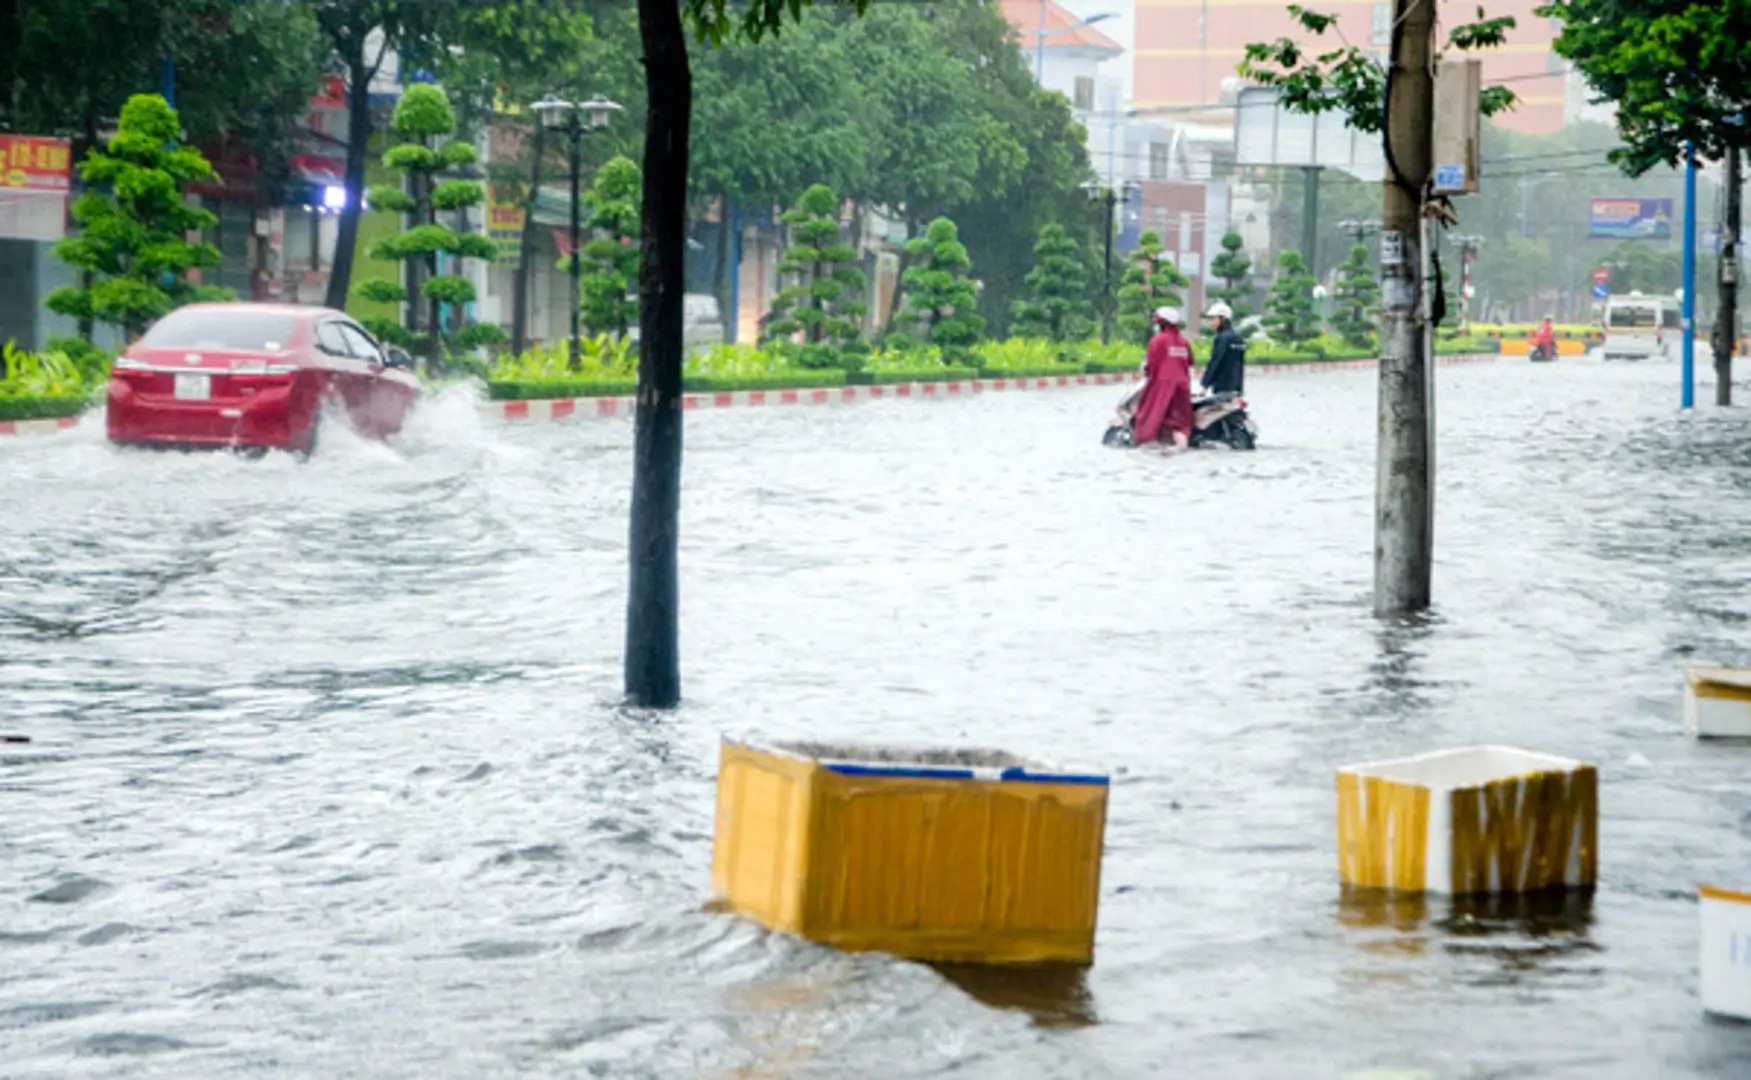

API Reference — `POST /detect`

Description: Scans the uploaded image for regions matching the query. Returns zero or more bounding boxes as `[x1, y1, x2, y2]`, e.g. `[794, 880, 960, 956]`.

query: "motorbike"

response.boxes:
[1101, 380, 1258, 451]
[1530, 341, 1556, 363]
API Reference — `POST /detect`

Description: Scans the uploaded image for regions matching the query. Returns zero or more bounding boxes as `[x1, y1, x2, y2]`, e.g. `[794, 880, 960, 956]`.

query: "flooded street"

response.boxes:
[5, 359, 1751, 1078]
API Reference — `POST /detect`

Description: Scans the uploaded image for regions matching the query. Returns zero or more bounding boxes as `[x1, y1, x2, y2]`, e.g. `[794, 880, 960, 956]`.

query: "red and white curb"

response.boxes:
[487, 355, 1497, 424]
[0, 416, 81, 439]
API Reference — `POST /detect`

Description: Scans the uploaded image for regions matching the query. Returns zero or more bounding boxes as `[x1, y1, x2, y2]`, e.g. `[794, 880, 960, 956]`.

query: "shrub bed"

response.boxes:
[0, 394, 90, 422]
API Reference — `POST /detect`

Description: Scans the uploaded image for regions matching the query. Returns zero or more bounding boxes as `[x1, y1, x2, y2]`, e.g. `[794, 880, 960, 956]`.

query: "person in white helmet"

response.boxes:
[1132, 306, 1193, 449]
[1201, 301, 1245, 395]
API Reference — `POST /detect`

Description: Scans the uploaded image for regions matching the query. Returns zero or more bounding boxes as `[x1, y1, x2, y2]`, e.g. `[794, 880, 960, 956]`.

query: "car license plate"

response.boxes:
[174, 373, 211, 401]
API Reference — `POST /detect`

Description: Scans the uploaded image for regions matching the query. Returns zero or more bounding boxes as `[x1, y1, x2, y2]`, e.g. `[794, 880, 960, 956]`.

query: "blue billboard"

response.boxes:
[1588, 197, 1674, 241]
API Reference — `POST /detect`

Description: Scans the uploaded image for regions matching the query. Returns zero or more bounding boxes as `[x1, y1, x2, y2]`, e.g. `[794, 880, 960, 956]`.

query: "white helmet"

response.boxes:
[1205, 302, 1234, 321]
[1152, 306, 1184, 327]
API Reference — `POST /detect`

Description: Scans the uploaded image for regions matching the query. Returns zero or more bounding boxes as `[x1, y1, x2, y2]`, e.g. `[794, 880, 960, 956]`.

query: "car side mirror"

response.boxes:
[384, 348, 415, 371]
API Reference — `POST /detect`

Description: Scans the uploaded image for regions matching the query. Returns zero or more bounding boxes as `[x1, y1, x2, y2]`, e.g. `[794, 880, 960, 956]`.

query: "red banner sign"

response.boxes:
[0, 135, 71, 191]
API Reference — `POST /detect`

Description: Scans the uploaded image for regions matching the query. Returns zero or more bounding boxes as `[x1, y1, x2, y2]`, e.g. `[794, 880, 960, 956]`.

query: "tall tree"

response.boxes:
[1208, 231, 1256, 326]
[625, 0, 871, 708]
[764, 183, 867, 365]
[1115, 230, 1189, 345]
[1330, 243, 1381, 349]
[309, 0, 478, 311]
[46, 95, 231, 341]
[1262, 249, 1320, 348]
[353, 84, 499, 362]
[1012, 222, 1094, 343]
[1540, 0, 1751, 402]
[574, 155, 642, 339]
[892, 216, 984, 363]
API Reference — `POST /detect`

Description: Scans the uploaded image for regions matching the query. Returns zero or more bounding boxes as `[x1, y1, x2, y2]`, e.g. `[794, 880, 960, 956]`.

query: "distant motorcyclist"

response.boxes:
[1133, 307, 1194, 449]
[1201, 302, 1246, 395]
[1532, 315, 1557, 361]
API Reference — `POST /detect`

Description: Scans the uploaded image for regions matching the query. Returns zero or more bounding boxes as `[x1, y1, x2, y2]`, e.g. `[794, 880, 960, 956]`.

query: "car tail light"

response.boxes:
[113, 356, 148, 371]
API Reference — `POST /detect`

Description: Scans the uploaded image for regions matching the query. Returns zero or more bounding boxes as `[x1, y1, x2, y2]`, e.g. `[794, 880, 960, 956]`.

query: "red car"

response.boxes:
[107, 304, 420, 454]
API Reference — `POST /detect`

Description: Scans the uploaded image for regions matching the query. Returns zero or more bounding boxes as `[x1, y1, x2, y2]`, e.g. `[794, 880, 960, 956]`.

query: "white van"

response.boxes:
[1602, 292, 1680, 361]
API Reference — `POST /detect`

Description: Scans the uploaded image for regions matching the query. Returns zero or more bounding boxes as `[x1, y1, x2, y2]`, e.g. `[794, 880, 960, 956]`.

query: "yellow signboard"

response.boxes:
[485, 184, 525, 266]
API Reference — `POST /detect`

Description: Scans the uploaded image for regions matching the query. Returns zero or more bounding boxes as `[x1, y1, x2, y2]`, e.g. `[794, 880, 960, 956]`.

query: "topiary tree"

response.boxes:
[1011, 222, 1094, 343]
[1208, 230, 1256, 332]
[354, 83, 502, 365]
[1330, 243, 1380, 349]
[764, 183, 867, 367]
[1115, 230, 1190, 344]
[570, 155, 642, 340]
[891, 216, 984, 363]
[1263, 249, 1320, 349]
[47, 94, 232, 341]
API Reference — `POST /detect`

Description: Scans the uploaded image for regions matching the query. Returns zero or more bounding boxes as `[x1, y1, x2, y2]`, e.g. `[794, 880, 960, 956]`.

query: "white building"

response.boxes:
[998, 0, 1126, 183]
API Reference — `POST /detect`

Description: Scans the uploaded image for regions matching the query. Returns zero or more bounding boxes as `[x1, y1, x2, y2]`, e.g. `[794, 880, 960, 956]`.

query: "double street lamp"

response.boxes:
[1085, 178, 1140, 345]
[532, 95, 623, 366]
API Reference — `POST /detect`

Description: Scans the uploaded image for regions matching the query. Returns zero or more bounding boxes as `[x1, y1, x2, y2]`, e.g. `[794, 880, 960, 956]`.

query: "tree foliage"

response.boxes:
[357, 84, 498, 360]
[1263, 249, 1321, 347]
[1239, 4, 1520, 133]
[1330, 243, 1381, 348]
[46, 95, 231, 339]
[1540, 0, 1751, 176]
[574, 155, 643, 338]
[765, 184, 867, 365]
[1115, 231, 1189, 345]
[1012, 222, 1094, 343]
[892, 217, 984, 362]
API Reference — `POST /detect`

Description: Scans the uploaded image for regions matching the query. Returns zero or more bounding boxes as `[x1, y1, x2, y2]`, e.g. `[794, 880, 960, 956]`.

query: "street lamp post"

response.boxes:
[1449, 234, 1482, 334]
[1086, 178, 1139, 344]
[533, 95, 623, 368]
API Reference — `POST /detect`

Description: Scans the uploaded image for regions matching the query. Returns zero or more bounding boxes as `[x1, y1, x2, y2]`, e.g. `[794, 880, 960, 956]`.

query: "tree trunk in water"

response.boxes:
[624, 0, 690, 708]
[1713, 146, 1739, 407]
[511, 122, 546, 356]
[324, 43, 372, 311]
[1373, 0, 1435, 618]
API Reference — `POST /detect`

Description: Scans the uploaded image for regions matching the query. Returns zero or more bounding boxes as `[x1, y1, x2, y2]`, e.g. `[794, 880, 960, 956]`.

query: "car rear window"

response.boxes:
[140, 309, 299, 352]
[1607, 306, 1658, 329]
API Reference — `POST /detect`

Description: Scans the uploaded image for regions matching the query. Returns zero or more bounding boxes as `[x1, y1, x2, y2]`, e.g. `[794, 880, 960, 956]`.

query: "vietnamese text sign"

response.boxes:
[1589, 197, 1673, 241]
[486, 185, 525, 266]
[0, 135, 72, 192]
[0, 135, 71, 241]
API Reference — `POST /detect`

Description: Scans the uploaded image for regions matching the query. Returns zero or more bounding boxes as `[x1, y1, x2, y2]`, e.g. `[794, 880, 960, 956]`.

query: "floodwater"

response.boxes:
[4, 358, 1751, 1078]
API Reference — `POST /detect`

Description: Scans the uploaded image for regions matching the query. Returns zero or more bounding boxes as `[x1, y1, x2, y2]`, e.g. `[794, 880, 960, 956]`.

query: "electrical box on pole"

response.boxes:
[1431, 60, 1481, 196]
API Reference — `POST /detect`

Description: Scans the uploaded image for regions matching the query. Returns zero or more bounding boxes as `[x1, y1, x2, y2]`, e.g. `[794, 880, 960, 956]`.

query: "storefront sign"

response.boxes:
[487, 185, 525, 265]
[0, 135, 71, 241]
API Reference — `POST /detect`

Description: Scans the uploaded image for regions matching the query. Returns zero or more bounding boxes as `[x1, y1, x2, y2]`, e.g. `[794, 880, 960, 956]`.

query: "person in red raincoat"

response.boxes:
[1132, 306, 1194, 449]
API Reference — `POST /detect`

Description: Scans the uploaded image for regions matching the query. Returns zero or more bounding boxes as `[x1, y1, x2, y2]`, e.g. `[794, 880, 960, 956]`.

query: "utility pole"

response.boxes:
[1303, 166, 1321, 275]
[1712, 146, 1739, 407]
[1450, 234, 1482, 335]
[1374, 0, 1435, 618]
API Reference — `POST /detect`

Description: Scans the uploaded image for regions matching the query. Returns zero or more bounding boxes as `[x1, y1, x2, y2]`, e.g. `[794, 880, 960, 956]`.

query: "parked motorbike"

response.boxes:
[1530, 342, 1556, 363]
[1102, 382, 1258, 450]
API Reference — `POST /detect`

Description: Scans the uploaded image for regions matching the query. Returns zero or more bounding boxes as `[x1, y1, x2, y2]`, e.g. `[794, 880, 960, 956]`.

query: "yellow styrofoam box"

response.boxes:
[1700, 884, 1751, 1019]
[1685, 667, 1751, 738]
[1336, 746, 1597, 895]
[1500, 339, 1586, 356]
[710, 738, 1109, 965]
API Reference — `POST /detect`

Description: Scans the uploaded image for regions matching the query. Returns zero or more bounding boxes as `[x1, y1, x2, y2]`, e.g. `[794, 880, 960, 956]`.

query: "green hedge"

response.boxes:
[685, 371, 847, 392]
[978, 363, 1085, 379]
[849, 366, 981, 385]
[1085, 359, 1142, 375]
[488, 370, 848, 400]
[0, 394, 89, 422]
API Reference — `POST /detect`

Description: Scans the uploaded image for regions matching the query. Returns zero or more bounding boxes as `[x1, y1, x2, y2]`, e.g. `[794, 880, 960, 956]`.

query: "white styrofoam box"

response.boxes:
[1685, 667, 1751, 738]
[1701, 885, 1751, 1019]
